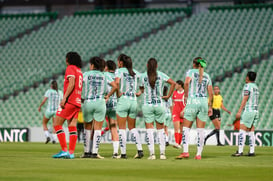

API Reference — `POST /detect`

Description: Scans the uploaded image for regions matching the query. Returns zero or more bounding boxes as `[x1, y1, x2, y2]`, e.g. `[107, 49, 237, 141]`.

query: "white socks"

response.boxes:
[249, 131, 255, 154]
[44, 130, 50, 138]
[119, 129, 126, 154]
[52, 134, 57, 142]
[238, 129, 246, 154]
[197, 128, 205, 156]
[146, 129, 155, 155]
[157, 129, 165, 155]
[165, 132, 169, 143]
[130, 128, 143, 151]
[84, 129, 91, 153]
[182, 127, 190, 153]
[113, 141, 119, 154]
[92, 130, 101, 154]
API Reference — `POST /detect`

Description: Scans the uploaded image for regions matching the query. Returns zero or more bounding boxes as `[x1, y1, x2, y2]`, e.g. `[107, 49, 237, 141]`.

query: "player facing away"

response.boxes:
[104, 60, 120, 158]
[115, 54, 144, 159]
[176, 57, 213, 160]
[163, 86, 173, 146]
[52, 52, 83, 159]
[204, 85, 231, 146]
[172, 80, 186, 149]
[81, 57, 117, 159]
[232, 71, 259, 157]
[38, 80, 63, 144]
[140, 58, 175, 160]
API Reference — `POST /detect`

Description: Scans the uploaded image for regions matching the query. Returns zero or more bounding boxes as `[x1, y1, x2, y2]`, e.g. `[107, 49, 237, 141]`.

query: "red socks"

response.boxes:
[68, 126, 77, 154]
[175, 132, 183, 145]
[54, 125, 67, 152]
[179, 133, 183, 145]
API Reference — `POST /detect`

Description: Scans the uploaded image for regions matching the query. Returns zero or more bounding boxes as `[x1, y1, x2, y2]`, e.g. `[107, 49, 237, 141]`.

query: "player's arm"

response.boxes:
[221, 100, 231, 114]
[207, 85, 213, 116]
[184, 77, 191, 103]
[115, 77, 122, 98]
[105, 81, 118, 102]
[162, 78, 175, 100]
[235, 95, 249, 120]
[61, 76, 75, 108]
[38, 97, 48, 112]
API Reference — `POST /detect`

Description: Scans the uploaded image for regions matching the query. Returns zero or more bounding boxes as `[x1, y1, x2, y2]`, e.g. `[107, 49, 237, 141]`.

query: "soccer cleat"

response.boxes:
[45, 137, 51, 144]
[217, 143, 225, 146]
[231, 151, 243, 157]
[160, 154, 167, 160]
[147, 154, 156, 160]
[81, 152, 91, 158]
[173, 143, 182, 149]
[176, 152, 190, 159]
[134, 150, 144, 159]
[204, 137, 208, 145]
[90, 153, 104, 159]
[68, 153, 75, 159]
[194, 155, 202, 160]
[165, 142, 169, 146]
[52, 150, 70, 159]
[246, 152, 255, 157]
[117, 154, 127, 159]
[112, 153, 118, 159]
[52, 140, 56, 144]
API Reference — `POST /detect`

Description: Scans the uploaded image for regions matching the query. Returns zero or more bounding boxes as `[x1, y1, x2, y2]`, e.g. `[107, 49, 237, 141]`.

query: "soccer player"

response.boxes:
[52, 52, 83, 159]
[104, 60, 119, 158]
[176, 57, 213, 160]
[38, 80, 63, 144]
[77, 108, 84, 143]
[140, 58, 175, 160]
[232, 71, 259, 157]
[81, 57, 117, 159]
[163, 86, 173, 146]
[204, 86, 231, 146]
[115, 54, 144, 159]
[172, 80, 186, 149]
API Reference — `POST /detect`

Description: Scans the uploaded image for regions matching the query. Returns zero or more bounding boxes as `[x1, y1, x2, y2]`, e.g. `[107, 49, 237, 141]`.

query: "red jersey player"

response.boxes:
[52, 52, 83, 159]
[172, 80, 186, 149]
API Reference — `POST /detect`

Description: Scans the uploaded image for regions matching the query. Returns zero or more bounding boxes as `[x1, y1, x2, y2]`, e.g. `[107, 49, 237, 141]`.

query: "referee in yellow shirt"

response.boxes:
[204, 86, 231, 146]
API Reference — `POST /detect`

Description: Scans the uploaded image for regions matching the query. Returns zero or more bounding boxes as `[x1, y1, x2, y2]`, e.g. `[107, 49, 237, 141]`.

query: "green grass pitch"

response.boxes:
[0, 143, 273, 181]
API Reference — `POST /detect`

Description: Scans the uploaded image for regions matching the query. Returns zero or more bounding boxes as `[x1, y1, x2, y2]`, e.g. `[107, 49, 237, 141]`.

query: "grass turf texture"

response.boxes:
[0, 143, 272, 181]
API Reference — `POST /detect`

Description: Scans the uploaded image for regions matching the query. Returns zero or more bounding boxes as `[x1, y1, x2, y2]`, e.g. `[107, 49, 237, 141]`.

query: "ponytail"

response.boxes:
[193, 57, 207, 84]
[118, 54, 135, 77]
[147, 58, 157, 89]
[51, 80, 58, 92]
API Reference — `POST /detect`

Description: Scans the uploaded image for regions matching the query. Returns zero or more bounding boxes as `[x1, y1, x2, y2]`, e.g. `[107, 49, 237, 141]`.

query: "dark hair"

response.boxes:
[51, 80, 58, 92]
[106, 60, 116, 71]
[89, 56, 104, 71]
[147, 58, 157, 89]
[247, 71, 257, 82]
[176, 80, 184, 89]
[163, 86, 168, 96]
[118, 54, 135, 77]
[66, 52, 82, 68]
[101, 59, 106, 72]
[193, 57, 204, 83]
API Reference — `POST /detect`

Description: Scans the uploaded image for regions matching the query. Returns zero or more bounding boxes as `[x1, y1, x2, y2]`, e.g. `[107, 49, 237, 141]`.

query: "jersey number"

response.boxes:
[79, 75, 83, 89]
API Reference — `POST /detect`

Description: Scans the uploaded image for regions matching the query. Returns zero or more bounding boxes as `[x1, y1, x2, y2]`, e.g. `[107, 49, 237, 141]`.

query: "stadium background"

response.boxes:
[0, 0, 273, 145]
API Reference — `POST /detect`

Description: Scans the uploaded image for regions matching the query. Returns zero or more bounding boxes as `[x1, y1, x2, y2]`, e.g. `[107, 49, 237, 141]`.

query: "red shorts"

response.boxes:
[172, 114, 183, 123]
[56, 103, 81, 121]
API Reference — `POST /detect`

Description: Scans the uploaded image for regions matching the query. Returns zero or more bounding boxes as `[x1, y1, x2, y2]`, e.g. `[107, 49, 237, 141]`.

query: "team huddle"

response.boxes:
[38, 51, 259, 160]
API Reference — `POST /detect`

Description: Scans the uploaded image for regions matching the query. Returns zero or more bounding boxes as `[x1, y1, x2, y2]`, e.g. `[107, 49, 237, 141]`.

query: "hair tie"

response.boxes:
[197, 59, 207, 68]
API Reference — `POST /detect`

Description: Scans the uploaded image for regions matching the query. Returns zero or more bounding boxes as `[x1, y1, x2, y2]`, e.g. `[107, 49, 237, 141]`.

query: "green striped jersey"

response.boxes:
[164, 98, 172, 114]
[186, 69, 212, 98]
[104, 71, 117, 109]
[44, 89, 63, 112]
[82, 70, 112, 102]
[140, 71, 170, 106]
[115, 67, 140, 100]
[242, 83, 259, 111]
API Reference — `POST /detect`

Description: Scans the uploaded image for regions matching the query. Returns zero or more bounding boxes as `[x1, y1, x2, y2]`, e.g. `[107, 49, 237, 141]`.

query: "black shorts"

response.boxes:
[209, 109, 221, 121]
